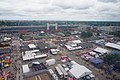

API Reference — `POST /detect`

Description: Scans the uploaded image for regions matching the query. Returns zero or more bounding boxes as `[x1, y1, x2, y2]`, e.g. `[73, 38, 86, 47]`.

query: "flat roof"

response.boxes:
[105, 42, 120, 50]
[22, 64, 30, 73]
[94, 47, 108, 54]
[71, 40, 81, 44]
[89, 51, 97, 55]
[46, 59, 55, 63]
[28, 44, 36, 49]
[65, 44, 82, 51]
[22, 51, 47, 61]
[50, 49, 59, 52]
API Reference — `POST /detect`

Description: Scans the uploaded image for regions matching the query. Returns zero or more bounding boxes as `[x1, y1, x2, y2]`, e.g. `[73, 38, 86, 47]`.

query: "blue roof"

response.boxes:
[0, 48, 11, 54]
[89, 58, 103, 64]
[110, 50, 120, 55]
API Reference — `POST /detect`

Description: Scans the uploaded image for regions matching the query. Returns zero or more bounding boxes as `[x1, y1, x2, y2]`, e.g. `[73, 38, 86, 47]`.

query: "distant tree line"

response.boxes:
[0, 20, 120, 26]
[0, 21, 46, 26]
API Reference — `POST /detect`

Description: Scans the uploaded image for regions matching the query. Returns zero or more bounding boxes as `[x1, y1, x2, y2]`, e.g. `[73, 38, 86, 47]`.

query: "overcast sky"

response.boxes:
[0, 0, 120, 21]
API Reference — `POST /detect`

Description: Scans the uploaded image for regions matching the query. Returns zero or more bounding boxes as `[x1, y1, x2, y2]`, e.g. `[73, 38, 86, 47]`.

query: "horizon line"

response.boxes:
[0, 19, 120, 22]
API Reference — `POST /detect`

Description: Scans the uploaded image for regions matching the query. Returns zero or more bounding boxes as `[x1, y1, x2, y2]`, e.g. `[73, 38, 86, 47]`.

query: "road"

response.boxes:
[11, 39, 23, 80]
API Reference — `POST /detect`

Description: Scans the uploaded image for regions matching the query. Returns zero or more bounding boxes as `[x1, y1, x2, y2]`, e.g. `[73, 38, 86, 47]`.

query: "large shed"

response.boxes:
[94, 47, 108, 55]
[69, 64, 92, 79]
[105, 42, 120, 50]
[89, 58, 103, 65]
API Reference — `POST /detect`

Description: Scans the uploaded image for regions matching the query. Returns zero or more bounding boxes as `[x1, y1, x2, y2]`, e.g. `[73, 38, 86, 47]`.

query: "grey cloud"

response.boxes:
[0, 0, 120, 21]
[0, 12, 25, 16]
[98, 0, 118, 3]
[58, 5, 92, 10]
[52, 0, 94, 10]
[0, 9, 26, 16]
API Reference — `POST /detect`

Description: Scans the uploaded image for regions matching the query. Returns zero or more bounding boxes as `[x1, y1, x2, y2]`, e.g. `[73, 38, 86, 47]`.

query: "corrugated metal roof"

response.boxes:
[105, 42, 120, 50]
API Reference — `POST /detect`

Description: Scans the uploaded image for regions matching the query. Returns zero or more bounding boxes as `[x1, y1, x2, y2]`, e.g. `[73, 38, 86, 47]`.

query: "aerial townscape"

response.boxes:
[0, 0, 120, 80]
[0, 21, 120, 80]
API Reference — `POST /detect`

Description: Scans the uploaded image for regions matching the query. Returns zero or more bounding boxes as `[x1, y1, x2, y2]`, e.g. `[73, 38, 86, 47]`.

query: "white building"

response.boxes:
[22, 50, 47, 61]
[94, 47, 108, 55]
[28, 44, 36, 49]
[71, 40, 82, 44]
[65, 40, 82, 51]
[22, 64, 30, 73]
[69, 61, 92, 79]
[46, 59, 56, 66]
[50, 49, 60, 55]
[105, 42, 120, 50]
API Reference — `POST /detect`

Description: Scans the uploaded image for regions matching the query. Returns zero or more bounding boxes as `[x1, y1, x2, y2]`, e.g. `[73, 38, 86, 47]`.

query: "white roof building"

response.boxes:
[95, 39, 105, 43]
[69, 62, 92, 79]
[46, 59, 56, 66]
[89, 51, 99, 58]
[22, 50, 47, 61]
[65, 44, 82, 51]
[50, 49, 60, 55]
[31, 49, 39, 53]
[32, 62, 40, 64]
[65, 40, 82, 51]
[35, 54, 47, 59]
[94, 47, 108, 55]
[4, 37, 11, 41]
[28, 44, 36, 49]
[22, 51, 35, 61]
[89, 51, 97, 56]
[105, 42, 120, 50]
[71, 40, 82, 44]
[22, 64, 30, 73]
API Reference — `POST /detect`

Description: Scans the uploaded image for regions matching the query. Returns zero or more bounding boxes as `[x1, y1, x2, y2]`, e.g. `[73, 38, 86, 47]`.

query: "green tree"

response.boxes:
[109, 31, 120, 37]
[103, 54, 120, 65]
[80, 31, 93, 38]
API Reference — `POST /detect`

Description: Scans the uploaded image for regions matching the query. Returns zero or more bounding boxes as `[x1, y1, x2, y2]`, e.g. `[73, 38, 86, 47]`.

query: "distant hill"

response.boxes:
[0, 20, 120, 26]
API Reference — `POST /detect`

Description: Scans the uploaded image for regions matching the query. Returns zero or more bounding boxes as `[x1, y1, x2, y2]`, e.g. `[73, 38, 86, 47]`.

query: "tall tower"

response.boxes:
[47, 23, 50, 30]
